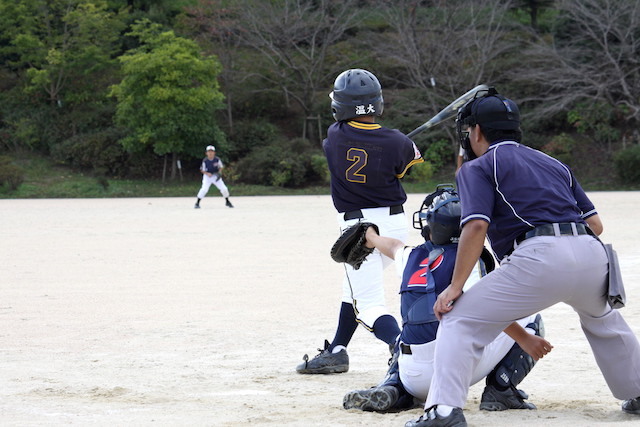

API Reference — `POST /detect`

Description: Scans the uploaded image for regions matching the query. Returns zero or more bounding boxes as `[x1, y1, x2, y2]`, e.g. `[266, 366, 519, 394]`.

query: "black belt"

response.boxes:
[515, 223, 590, 245]
[400, 343, 412, 355]
[343, 205, 404, 221]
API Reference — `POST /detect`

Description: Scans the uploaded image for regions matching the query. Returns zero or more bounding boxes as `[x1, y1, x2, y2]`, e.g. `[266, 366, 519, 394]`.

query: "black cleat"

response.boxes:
[296, 340, 348, 374]
[194, 203, 200, 209]
[479, 384, 536, 411]
[622, 396, 640, 414]
[405, 407, 467, 427]
[343, 385, 399, 412]
[225, 199, 234, 208]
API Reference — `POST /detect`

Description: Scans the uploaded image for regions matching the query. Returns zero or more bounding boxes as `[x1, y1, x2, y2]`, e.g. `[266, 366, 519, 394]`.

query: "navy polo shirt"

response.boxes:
[456, 141, 597, 259]
[323, 120, 423, 213]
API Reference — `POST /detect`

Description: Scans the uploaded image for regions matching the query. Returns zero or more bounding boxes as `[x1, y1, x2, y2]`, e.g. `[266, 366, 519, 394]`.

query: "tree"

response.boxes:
[234, 0, 364, 117]
[0, 0, 123, 106]
[370, 0, 519, 151]
[178, 0, 244, 133]
[516, 0, 640, 130]
[109, 19, 225, 179]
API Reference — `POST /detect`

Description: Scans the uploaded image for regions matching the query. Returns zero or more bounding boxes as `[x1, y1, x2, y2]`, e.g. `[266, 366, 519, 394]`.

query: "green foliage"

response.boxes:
[51, 127, 129, 177]
[541, 133, 575, 165]
[310, 154, 330, 185]
[403, 161, 434, 184]
[109, 19, 225, 158]
[567, 102, 621, 146]
[234, 137, 326, 188]
[613, 145, 640, 184]
[0, 0, 124, 103]
[0, 156, 25, 191]
[424, 139, 455, 170]
[227, 119, 279, 162]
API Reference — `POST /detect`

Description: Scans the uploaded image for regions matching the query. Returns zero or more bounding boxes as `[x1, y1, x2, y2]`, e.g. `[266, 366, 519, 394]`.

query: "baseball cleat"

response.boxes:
[296, 340, 348, 374]
[225, 199, 234, 208]
[194, 203, 200, 209]
[343, 385, 399, 412]
[405, 407, 467, 427]
[622, 396, 640, 414]
[479, 384, 536, 411]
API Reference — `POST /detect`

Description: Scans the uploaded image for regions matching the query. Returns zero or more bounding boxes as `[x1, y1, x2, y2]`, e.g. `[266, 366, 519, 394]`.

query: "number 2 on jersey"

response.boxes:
[346, 148, 368, 183]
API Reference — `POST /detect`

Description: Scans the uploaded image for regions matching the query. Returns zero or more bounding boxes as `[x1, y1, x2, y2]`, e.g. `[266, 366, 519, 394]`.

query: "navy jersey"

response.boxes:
[323, 120, 423, 212]
[399, 241, 457, 345]
[201, 157, 223, 174]
[456, 141, 597, 259]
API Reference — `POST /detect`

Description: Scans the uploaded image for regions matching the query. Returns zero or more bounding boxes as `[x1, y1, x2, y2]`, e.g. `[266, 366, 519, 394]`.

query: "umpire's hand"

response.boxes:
[434, 285, 463, 320]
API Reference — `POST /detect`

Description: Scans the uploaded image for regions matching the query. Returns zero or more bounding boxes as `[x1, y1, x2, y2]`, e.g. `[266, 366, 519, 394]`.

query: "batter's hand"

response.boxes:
[517, 333, 553, 361]
[434, 285, 463, 320]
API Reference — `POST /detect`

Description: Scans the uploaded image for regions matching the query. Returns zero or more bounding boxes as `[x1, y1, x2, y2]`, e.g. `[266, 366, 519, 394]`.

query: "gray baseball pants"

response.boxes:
[425, 234, 640, 409]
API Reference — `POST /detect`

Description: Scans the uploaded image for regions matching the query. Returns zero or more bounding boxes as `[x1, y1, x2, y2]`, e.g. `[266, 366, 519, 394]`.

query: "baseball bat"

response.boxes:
[406, 84, 489, 138]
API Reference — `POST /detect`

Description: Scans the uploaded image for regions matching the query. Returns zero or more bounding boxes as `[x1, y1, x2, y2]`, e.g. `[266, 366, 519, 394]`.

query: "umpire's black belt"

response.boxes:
[400, 343, 412, 355]
[515, 222, 590, 245]
[343, 205, 404, 221]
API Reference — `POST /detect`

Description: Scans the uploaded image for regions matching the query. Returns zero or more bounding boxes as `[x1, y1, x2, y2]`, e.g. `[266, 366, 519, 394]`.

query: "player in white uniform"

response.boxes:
[296, 69, 423, 374]
[194, 145, 233, 209]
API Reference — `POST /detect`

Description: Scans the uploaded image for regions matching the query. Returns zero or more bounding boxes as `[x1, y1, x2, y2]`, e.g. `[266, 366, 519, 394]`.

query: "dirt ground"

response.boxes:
[1, 192, 639, 426]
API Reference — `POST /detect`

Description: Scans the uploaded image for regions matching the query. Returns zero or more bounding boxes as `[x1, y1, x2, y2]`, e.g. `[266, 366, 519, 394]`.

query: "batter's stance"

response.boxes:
[296, 69, 423, 374]
[406, 88, 640, 427]
[194, 145, 233, 209]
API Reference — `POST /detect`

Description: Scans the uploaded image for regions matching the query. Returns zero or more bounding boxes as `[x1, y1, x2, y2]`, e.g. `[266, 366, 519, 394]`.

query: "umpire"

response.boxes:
[405, 88, 640, 427]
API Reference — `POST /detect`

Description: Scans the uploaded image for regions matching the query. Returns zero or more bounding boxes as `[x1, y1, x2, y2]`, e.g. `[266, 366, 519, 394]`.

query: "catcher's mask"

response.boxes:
[456, 87, 520, 160]
[329, 69, 384, 121]
[413, 184, 461, 245]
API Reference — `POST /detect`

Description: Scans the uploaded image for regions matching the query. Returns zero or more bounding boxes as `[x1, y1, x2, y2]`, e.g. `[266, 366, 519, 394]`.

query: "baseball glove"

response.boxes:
[330, 222, 379, 270]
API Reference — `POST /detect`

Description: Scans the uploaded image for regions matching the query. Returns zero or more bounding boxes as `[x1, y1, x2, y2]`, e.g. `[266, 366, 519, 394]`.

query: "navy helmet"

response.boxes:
[413, 184, 461, 245]
[329, 69, 384, 121]
[456, 87, 520, 159]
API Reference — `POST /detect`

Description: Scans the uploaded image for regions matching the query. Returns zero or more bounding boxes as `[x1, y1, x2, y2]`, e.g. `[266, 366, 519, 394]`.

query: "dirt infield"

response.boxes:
[1, 192, 639, 426]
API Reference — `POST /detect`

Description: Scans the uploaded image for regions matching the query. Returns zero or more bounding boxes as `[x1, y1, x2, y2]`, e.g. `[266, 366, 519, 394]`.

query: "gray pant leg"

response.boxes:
[425, 235, 640, 409]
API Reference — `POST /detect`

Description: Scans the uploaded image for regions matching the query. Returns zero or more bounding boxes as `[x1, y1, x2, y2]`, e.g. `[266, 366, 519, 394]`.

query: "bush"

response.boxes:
[613, 145, 640, 184]
[52, 128, 129, 177]
[234, 137, 326, 187]
[541, 133, 575, 165]
[226, 120, 279, 162]
[0, 156, 25, 191]
[404, 161, 434, 184]
[424, 139, 454, 170]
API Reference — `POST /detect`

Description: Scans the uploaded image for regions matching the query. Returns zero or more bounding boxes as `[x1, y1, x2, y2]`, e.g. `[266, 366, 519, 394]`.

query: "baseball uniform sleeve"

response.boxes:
[456, 160, 495, 226]
[394, 246, 414, 278]
[396, 138, 423, 178]
[571, 173, 597, 219]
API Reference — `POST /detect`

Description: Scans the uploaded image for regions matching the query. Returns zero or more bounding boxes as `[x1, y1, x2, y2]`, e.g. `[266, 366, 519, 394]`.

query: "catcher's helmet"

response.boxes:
[456, 87, 520, 159]
[329, 69, 384, 121]
[413, 184, 461, 245]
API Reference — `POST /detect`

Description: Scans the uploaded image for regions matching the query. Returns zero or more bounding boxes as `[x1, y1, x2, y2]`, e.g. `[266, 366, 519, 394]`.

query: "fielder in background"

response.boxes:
[194, 145, 233, 209]
[296, 69, 423, 374]
[407, 88, 640, 427]
[342, 186, 550, 414]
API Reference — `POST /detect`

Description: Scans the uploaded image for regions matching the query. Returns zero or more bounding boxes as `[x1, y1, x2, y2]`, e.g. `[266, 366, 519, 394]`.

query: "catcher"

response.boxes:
[335, 186, 552, 413]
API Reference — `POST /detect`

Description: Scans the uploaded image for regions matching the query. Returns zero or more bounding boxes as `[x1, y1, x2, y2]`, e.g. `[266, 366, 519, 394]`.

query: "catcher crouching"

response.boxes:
[334, 186, 552, 417]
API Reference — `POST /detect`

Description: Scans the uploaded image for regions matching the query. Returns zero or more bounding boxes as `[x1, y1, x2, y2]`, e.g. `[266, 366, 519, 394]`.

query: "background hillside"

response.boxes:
[1, 0, 640, 197]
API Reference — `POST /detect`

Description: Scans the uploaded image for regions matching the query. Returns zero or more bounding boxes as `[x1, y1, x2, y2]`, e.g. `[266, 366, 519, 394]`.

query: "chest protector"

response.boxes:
[400, 242, 455, 326]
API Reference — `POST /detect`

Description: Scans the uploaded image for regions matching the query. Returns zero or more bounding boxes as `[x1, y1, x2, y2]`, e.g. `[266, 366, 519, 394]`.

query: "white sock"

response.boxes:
[331, 345, 346, 354]
[435, 405, 454, 417]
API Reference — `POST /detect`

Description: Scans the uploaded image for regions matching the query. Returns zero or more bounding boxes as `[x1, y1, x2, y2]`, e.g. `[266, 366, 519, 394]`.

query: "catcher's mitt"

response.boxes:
[330, 222, 379, 270]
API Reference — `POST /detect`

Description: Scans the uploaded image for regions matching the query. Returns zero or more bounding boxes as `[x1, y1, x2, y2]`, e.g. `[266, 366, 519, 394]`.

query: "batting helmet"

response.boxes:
[413, 184, 461, 245]
[456, 87, 520, 159]
[329, 69, 384, 121]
